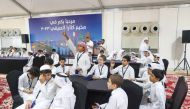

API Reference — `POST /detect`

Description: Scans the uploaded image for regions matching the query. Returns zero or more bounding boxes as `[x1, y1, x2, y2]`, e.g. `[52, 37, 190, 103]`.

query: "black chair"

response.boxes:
[72, 81, 88, 109]
[166, 76, 188, 109]
[6, 70, 23, 109]
[121, 80, 143, 109]
[162, 59, 169, 75]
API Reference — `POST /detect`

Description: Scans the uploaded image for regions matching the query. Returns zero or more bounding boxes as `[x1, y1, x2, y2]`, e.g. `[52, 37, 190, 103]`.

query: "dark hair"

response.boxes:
[40, 69, 52, 74]
[52, 49, 56, 52]
[100, 50, 104, 53]
[152, 69, 164, 81]
[101, 39, 105, 42]
[59, 57, 66, 61]
[99, 55, 106, 61]
[28, 52, 33, 55]
[13, 47, 17, 50]
[38, 49, 43, 53]
[123, 55, 131, 62]
[109, 74, 123, 87]
[22, 48, 27, 51]
[28, 67, 40, 77]
[44, 58, 54, 65]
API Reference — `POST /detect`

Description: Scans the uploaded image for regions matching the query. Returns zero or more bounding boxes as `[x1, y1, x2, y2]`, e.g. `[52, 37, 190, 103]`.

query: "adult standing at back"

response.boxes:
[139, 37, 149, 58]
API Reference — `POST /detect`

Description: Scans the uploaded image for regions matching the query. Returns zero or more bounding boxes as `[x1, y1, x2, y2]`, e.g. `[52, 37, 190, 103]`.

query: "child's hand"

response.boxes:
[23, 89, 32, 94]
[76, 68, 82, 71]
[92, 76, 100, 80]
[62, 32, 69, 40]
[65, 71, 70, 76]
[92, 103, 100, 109]
[25, 100, 32, 109]
[110, 60, 115, 68]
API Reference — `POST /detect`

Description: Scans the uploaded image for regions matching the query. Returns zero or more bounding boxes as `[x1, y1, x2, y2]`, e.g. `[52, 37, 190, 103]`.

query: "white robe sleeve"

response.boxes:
[136, 71, 149, 82]
[100, 96, 117, 109]
[40, 81, 57, 100]
[100, 66, 108, 78]
[80, 54, 91, 76]
[87, 65, 96, 76]
[27, 56, 34, 66]
[18, 74, 25, 91]
[110, 66, 120, 74]
[67, 39, 77, 55]
[128, 67, 135, 79]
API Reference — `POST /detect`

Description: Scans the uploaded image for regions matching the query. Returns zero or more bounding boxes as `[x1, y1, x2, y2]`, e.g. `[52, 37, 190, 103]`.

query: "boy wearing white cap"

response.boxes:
[49, 73, 76, 109]
[16, 65, 57, 109]
[62, 32, 91, 76]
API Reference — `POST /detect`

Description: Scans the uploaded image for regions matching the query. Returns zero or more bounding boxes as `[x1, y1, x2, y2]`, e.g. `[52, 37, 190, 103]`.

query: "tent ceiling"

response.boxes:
[0, 0, 190, 17]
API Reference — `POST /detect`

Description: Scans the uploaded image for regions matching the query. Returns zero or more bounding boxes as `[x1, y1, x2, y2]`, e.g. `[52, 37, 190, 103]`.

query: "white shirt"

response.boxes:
[31, 78, 57, 107]
[86, 40, 94, 53]
[51, 53, 59, 65]
[87, 64, 108, 78]
[50, 83, 76, 109]
[26, 55, 34, 67]
[71, 52, 91, 76]
[66, 38, 91, 76]
[18, 73, 38, 98]
[136, 71, 149, 82]
[10, 51, 20, 57]
[21, 52, 29, 58]
[100, 88, 128, 109]
[66, 39, 77, 55]
[51, 66, 58, 75]
[56, 65, 70, 75]
[138, 56, 153, 67]
[111, 65, 135, 80]
[140, 82, 166, 109]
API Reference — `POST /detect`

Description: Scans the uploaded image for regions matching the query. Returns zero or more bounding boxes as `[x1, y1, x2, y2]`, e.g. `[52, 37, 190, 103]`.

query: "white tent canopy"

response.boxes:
[0, 0, 190, 17]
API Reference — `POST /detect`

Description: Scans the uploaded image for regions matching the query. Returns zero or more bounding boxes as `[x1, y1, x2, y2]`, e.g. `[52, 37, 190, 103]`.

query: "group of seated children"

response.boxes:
[16, 32, 166, 109]
[17, 64, 76, 109]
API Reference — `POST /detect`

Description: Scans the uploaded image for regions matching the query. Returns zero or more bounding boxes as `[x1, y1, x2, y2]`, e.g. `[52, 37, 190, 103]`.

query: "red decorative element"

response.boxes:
[0, 77, 13, 109]
[166, 74, 190, 109]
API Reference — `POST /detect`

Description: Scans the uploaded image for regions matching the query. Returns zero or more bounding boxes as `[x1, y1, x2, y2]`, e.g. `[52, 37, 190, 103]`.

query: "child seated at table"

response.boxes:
[140, 69, 166, 109]
[87, 55, 108, 79]
[16, 65, 57, 109]
[110, 55, 135, 80]
[18, 67, 40, 101]
[55, 57, 70, 76]
[92, 74, 128, 109]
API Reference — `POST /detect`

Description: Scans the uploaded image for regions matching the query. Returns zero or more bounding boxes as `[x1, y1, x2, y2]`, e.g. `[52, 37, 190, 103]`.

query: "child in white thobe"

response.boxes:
[87, 55, 108, 79]
[49, 73, 76, 109]
[110, 55, 135, 80]
[92, 74, 128, 109]
[140, 69, 166, 109]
